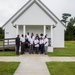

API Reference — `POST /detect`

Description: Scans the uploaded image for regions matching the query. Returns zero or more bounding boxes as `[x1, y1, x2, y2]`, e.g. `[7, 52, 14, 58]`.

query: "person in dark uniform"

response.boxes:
[15, 35, 20, 55]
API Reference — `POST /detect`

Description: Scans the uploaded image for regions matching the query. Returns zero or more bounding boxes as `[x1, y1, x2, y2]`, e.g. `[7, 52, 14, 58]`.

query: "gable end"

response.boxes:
[12, 0, 57, 24]
[39, 0, 66, 28]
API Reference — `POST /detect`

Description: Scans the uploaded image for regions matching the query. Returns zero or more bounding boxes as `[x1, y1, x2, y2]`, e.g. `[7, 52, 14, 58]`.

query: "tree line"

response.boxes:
[61, 13, 75, 41]
[0, 27, 4, 39]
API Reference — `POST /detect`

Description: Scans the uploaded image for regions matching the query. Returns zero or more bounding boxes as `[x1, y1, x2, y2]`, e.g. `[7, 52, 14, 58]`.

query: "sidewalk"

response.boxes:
[0, 54, 75, 75]
[14, 54, 51, 75]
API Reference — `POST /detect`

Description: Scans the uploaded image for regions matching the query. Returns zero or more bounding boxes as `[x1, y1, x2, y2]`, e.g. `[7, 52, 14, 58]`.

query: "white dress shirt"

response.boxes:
[34, 39, 39, 47]
[29, 38, 34, 45]
[44, 38, 48, 46]
[20, 37, 25, 42]
[27, 35, 30, 41]
[32, 36, 35, 40]
[39, 39, 44, 44]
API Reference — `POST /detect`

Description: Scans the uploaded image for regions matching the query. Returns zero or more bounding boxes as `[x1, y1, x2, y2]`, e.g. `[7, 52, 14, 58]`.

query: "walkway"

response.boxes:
[0, 54, 75, 75]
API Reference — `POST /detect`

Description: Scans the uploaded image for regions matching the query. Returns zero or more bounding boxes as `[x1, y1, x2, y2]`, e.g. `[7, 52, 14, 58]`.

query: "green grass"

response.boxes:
[46, 62, 75, 75]
[0, 51, 18, 56]
[0, 41, 3, 45]
[48, 41, 75, 56]
[0, 62, 20, 75]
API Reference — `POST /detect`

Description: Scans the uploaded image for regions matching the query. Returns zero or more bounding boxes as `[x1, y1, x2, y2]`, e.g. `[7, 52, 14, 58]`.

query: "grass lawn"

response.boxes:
[0, 51, 18, 56]
[0, 62, 20, 75]
[46, 62, 75, 75]
[48, 41, 75, 56]
[0, 40, 17, 56]
[0, 41, 3, 45]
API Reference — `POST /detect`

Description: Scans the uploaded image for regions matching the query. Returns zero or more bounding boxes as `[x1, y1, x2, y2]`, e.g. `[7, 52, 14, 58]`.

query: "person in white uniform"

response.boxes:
[34, 37, 39, 54]
[31, 33, 35, 40]
[40, 34, 44, 39]
[29, 35, 34, 54]
[20, 34, 25, 54]
[27, 32, 30, 50]
[27, 32, 30, 41]
[31, 33, 35, 51]
[44, 35, 48, 54]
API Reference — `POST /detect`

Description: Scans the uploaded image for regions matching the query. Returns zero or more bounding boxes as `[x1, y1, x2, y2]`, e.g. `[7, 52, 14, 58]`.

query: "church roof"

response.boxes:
[2, 0, 66, 28]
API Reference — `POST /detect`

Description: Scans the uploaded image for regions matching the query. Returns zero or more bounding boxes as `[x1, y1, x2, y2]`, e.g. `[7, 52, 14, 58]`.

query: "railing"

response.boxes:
[0, 38, 15, 51]
[0, 38, 51, 51]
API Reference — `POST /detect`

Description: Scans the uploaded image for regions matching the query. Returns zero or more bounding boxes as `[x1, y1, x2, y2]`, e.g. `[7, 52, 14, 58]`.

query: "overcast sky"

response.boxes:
[0, 0, 75, 27]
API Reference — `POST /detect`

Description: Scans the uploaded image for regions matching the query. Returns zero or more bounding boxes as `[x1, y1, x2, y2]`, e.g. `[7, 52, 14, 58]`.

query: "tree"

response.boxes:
[61, 13, 71, 26]
[65, 22, 74, 40]
[0, 27, 4, 39]
[73, 26, 75, 40]
[70, 17, 75, 25]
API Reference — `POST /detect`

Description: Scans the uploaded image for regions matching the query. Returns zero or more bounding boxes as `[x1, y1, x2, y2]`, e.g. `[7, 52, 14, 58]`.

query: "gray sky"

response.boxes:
[0, 0, 75, 27]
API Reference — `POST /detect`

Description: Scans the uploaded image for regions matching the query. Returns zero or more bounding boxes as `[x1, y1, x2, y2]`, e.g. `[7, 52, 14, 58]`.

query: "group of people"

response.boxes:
[15, 32, 48, 55]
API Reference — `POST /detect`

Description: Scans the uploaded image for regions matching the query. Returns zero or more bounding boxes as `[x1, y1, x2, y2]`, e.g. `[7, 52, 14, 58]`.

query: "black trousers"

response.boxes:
[40, 44, 44, 54]
[29, 45, 34, 54]
[21, 43, 25, 54]
[16, 45, 20, 55]
[35, 47, 39, 54]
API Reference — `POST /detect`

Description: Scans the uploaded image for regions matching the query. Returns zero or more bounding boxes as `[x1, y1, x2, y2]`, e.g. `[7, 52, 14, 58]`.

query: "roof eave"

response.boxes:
[2, 0, 32, 28]
[38, 0, 66, 29]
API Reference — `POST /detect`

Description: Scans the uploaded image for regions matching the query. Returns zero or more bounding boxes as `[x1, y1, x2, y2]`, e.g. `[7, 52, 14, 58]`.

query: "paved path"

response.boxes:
[0, 54, 75, 75]
[0, 54, 51, 75]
